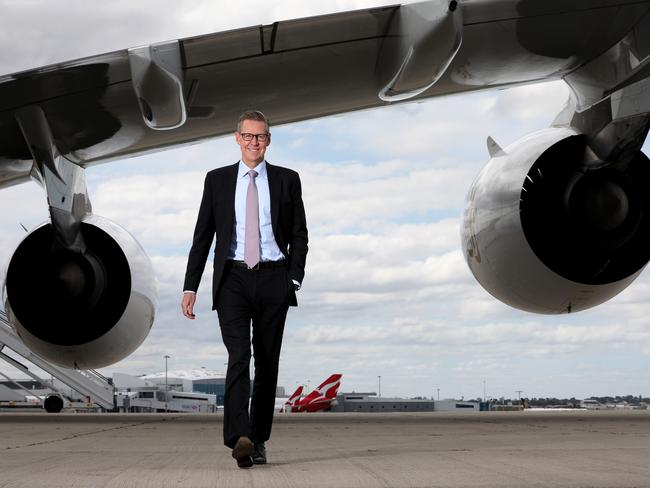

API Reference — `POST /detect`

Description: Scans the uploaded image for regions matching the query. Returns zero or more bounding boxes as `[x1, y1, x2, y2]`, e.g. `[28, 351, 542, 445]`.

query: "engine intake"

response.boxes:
[3, 215, 156, 368]
[520, 135, 649, 284]
[462, 127, 650, 314]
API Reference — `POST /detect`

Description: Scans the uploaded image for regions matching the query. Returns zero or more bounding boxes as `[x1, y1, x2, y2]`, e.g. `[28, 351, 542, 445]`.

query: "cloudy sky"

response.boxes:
[1, 1, 648, 401]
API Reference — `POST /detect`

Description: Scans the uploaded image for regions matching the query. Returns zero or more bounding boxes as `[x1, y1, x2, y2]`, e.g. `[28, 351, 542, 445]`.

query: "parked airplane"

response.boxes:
[283, 385, 304, 410]
[1, 0, 650, 369]
[275, 385, 303, 412]
[282, 374, 343, 412]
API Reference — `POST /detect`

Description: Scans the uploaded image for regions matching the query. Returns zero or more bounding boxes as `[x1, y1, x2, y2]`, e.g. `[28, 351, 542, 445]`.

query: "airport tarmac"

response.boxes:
[0, 410, 649, 487]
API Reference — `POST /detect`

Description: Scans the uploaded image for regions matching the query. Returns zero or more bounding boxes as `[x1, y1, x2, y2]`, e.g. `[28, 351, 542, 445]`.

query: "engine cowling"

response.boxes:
[3, 215, 156, 368]
[462, 127, 650, 314]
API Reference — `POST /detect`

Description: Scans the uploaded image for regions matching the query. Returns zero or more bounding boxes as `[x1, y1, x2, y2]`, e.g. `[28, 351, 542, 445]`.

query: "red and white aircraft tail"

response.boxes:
[278, 384, 304, 412]
[284, 385, 303, 407]
[284, 374, 342, 412]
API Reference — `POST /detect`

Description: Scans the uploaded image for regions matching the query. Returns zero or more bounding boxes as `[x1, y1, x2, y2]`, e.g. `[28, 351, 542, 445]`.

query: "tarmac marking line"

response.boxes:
[2, 415, 185, 451]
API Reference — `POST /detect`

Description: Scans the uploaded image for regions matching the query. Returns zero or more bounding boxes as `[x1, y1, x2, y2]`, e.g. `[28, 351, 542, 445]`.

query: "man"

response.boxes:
[181, 110, 308, 468]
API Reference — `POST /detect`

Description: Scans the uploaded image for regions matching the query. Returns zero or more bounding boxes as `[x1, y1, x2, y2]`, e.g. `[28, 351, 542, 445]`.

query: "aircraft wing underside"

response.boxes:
[2, 0, 650, 188]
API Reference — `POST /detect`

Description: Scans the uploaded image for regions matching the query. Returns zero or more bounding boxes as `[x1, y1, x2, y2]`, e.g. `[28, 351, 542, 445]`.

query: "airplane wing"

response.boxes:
[2, 0, 648, 187]
[3, 0, 650, 369]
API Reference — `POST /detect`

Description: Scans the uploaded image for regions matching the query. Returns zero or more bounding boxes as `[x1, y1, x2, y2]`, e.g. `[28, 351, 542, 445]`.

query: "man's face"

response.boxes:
[236, 119, 270, 167]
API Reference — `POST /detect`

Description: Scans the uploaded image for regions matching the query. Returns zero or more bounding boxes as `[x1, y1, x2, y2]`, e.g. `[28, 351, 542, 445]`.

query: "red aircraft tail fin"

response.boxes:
[301, 374, 342, 404]
[285, 385, 303, 407]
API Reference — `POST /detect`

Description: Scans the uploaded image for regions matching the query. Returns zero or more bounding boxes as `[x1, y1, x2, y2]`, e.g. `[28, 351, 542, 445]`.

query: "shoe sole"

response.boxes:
[237, 457, 253, 468]
[232, 437, 255, 469]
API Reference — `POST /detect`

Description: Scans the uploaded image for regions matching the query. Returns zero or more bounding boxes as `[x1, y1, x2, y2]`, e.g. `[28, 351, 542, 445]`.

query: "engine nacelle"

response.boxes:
[462, 127, 650, 314]
[3, 215, 156, 368]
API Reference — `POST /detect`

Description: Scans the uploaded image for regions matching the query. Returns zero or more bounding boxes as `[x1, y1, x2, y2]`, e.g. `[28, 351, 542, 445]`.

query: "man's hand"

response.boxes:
[181, 292, 197, 319]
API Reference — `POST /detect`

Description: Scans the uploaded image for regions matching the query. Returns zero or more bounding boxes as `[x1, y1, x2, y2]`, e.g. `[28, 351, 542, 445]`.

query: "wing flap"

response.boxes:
[181, 6, 396, 68]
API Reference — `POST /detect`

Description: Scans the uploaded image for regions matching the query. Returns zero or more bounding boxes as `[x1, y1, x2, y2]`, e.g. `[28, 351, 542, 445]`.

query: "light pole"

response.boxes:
[164, 355, 170, 391]
[516, 390, 523, 406]
[378, 375, 381, 398]
[164, 355, 170, 413]
[437, 388, 440, 401]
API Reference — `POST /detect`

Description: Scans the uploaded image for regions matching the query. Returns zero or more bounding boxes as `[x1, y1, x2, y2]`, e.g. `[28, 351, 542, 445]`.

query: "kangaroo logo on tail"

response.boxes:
[285, 374, 342, 412]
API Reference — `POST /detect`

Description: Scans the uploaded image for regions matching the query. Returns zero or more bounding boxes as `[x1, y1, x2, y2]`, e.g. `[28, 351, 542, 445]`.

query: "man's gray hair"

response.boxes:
[237, 110, 270, 133]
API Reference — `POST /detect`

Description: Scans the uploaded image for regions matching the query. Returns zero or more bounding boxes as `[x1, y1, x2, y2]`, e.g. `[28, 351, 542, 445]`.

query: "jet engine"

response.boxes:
[3, 215, 156, 368]
[462, 127, 650, 314]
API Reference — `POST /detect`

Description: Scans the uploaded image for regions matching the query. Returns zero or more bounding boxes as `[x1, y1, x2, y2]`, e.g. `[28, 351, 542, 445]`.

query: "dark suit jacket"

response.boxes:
[183, 161, 308, 308]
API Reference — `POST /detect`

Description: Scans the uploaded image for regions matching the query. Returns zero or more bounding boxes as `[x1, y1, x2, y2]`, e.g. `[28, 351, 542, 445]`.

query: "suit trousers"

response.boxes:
[215, 261, 290, 448]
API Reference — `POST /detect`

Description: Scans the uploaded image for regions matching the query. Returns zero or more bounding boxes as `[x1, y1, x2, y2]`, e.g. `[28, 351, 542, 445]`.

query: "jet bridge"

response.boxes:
[0, 311, 115, 412]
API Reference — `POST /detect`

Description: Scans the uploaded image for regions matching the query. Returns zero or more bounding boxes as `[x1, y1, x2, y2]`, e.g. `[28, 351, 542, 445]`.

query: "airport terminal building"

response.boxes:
[131, 370, 285, 405]
[113, 370, 286, 412]
[331, 392, 482, 412]
[138, 369, 227, 405]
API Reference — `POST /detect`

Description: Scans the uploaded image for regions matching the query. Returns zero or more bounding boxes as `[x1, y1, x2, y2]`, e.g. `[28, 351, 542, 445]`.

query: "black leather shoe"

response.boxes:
[232, 436, 254, 468]
[252, 442, 267, 464]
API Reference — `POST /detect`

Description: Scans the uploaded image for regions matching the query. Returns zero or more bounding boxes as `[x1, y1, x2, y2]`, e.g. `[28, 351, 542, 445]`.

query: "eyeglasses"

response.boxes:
[239, 132, 270, 142]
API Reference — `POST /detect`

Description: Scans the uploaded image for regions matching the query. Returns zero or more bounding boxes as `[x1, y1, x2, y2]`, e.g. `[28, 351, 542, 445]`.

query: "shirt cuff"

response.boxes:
[183, 290, 196, 294]
[292, 280, 301, 290]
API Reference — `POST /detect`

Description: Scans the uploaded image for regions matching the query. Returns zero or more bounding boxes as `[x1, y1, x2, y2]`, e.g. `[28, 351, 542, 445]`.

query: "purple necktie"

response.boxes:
[244, 170, 260, 268]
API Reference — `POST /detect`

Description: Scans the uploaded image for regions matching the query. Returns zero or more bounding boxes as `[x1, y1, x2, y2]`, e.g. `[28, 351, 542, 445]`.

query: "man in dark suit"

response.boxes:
[181, 110, 308, 468]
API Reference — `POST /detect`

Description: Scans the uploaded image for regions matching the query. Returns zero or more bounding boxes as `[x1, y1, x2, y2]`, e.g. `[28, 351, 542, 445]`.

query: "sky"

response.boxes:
[0, 1, 648, 401]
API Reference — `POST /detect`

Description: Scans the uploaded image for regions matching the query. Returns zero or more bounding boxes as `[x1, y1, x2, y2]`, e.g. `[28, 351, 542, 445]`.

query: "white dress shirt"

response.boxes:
[228, 160, 284, 261]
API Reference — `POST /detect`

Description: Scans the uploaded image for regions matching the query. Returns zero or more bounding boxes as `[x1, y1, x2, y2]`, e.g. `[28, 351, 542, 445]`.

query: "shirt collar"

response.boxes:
[238, 160, 267, 179]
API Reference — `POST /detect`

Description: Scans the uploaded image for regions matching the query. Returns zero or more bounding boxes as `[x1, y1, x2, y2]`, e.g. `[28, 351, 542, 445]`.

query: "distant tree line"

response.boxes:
[413, 395, 650, 407]
[525, 397, 580, 407]
[465, 395, 650, 407]
[584, 395, 649, 405]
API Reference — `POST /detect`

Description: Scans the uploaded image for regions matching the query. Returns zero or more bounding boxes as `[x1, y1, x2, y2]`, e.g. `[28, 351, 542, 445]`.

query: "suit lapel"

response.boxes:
[222, 162, 238, 231]
[267, 161, 281, 232]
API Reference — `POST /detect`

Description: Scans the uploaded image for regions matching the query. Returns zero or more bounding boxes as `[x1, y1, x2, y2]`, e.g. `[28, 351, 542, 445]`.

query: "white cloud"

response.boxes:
[300, 162, 475, 232]
[0, 3, 648, 400]
[290, 318, 650, 349]
[0, 0, 398, 75]
[493, 81, 571, 120]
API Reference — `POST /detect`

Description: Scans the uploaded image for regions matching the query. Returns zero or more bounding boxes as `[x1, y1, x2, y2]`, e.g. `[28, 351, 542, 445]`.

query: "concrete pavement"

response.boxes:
[1, 410, 649, 487]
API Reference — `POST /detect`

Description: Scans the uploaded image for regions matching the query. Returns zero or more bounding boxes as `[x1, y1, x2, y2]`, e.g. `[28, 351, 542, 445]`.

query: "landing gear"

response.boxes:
[43, 394, 64, 413]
